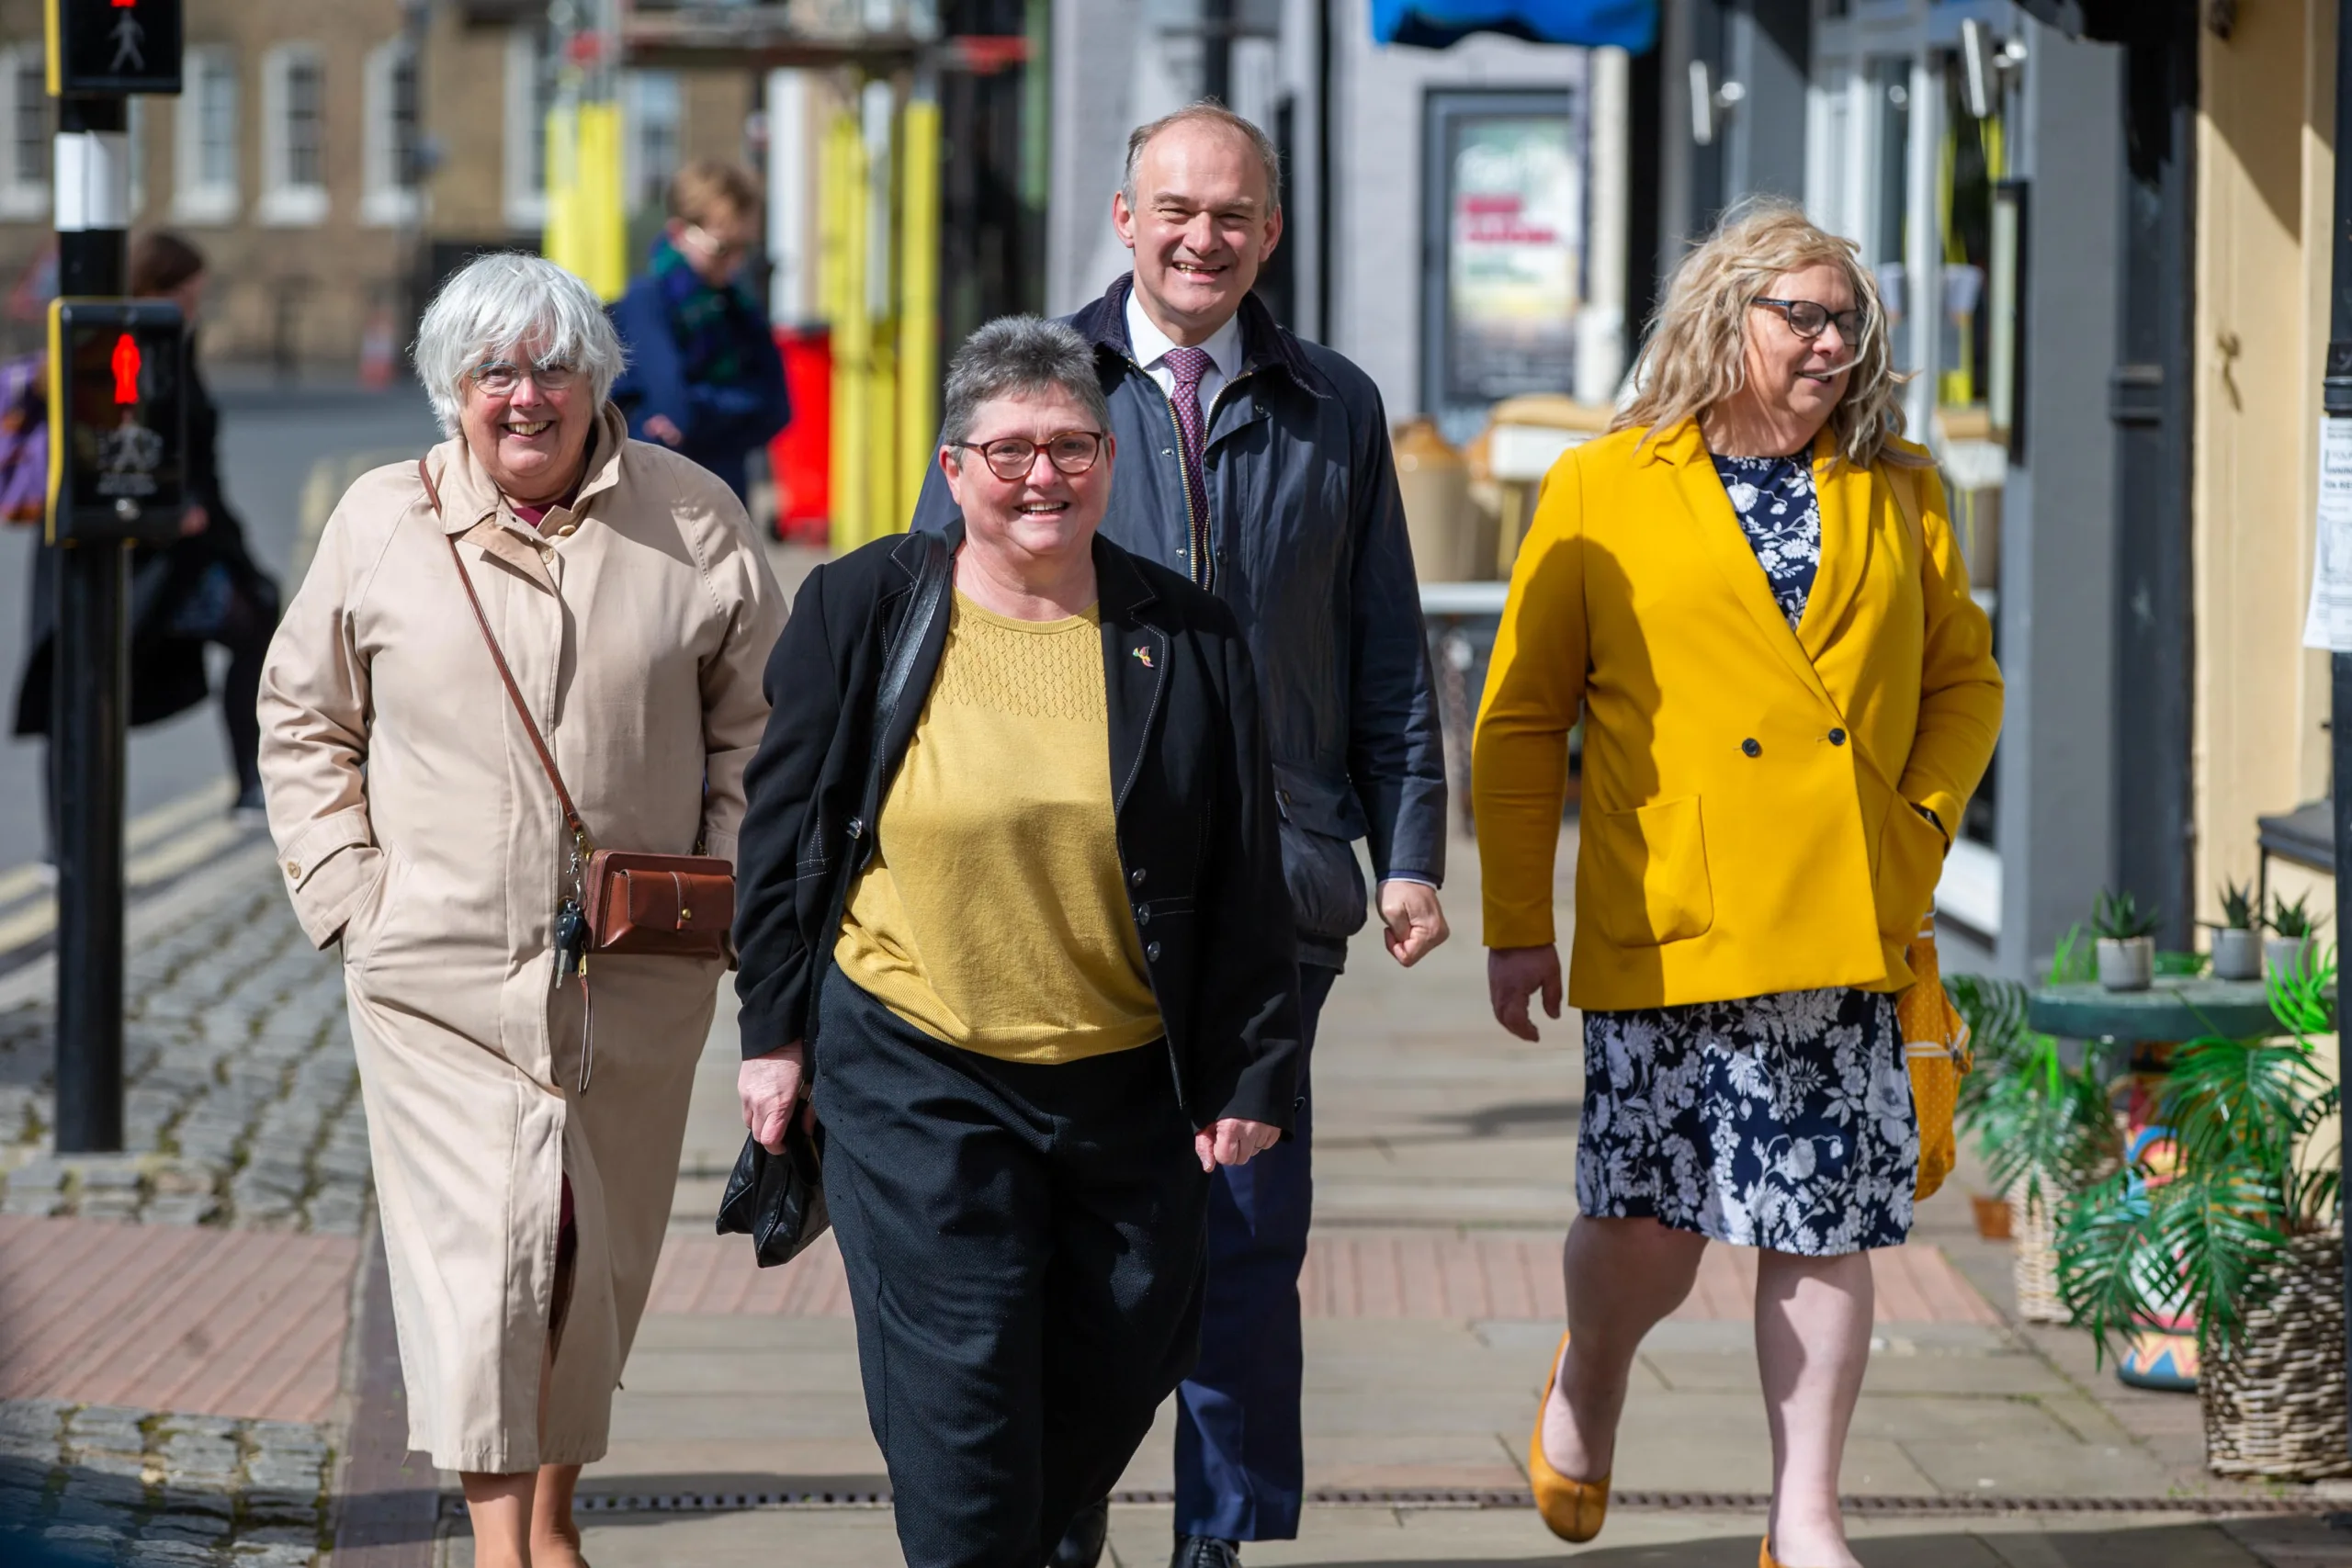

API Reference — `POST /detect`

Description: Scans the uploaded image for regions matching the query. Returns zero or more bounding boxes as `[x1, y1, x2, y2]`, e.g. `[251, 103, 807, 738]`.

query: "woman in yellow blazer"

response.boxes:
[1475, 200, 2001, 1568]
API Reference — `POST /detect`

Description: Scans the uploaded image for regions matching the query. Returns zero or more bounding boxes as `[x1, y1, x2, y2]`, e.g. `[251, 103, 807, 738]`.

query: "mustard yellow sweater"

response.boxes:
[834, 593, 1164, 1063]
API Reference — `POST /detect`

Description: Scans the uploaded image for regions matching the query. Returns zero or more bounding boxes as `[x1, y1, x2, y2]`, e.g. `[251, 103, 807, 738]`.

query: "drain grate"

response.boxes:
[469, 1488, 2348, 1519]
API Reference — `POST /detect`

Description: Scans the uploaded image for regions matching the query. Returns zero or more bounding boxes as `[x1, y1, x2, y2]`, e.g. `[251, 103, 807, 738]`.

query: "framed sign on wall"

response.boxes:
[1421, 83, 1587, 438]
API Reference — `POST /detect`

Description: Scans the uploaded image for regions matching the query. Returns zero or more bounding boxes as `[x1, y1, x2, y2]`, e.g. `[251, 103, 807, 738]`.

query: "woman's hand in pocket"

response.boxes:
[740, 1043, 811, 1153]
[1195, 1118, 1281, 1171]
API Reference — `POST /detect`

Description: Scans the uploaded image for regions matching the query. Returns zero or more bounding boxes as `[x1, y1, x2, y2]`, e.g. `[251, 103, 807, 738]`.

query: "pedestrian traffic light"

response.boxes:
[45, 298, 186, 544]
[45, 0, 183, 97]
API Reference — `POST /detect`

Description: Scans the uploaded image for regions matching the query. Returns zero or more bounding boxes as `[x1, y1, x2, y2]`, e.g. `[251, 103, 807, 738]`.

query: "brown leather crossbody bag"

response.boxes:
[422, 459, 733, 969]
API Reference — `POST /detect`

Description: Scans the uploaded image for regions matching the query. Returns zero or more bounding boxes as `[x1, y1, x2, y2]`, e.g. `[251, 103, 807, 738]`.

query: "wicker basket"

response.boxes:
[2008, 1187, 2068, 1324]
[2201, 1229, 2352, 1480]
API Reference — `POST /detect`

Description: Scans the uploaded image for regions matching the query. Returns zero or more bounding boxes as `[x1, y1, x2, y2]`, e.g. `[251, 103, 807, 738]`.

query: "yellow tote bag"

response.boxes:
[1898, 917, 1973, 1201]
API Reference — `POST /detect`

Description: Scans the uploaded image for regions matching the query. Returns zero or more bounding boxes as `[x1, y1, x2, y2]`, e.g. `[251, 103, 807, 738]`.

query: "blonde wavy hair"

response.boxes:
[1613, 198, 1919, 470]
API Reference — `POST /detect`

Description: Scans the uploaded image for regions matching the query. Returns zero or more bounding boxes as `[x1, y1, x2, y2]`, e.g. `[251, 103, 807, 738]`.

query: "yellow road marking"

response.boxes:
[0, 781, 251, 953]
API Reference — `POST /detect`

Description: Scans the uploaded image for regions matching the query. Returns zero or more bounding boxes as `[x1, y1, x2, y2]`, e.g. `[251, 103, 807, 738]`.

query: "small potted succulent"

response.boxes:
[2206, 880, 2264, 982]
[2093, 889, 2160, 992]
[2266, 892, 2325, 983]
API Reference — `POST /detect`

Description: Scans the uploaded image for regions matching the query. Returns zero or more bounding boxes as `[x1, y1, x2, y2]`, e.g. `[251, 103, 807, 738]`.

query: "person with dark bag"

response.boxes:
[732, 316, 1303, 1568]
[12, 230, 282, 831]
[910, 105, 1449, 1568]
[257, 254, 785, 1568]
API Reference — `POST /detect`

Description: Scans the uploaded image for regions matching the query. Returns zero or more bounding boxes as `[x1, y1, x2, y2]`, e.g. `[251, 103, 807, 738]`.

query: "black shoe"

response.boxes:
[231, 782, 266, 818]
[1047, 1497, 1110, 1568]
[1169, 1538, 1240, 1568]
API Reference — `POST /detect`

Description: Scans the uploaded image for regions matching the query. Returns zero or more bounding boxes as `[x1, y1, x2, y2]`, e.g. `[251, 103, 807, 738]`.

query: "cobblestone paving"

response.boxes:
[0, 855, 368, 1236]
[0, 852, 365, 1566]
[0, 1399, 334, 1566]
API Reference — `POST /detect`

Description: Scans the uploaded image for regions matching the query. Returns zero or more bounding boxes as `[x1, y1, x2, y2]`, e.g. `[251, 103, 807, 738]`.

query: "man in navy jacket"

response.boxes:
[910, 103, 1450, 1568]
[608, 159, 791, 502]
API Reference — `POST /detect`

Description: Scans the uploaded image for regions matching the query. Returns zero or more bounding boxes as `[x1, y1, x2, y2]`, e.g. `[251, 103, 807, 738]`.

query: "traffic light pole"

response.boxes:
[50, 92, 130, 1153]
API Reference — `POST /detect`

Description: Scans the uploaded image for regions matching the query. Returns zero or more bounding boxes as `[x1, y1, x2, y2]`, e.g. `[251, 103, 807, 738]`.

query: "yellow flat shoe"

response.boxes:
[1760, 1540, 1780, 1568]
[1527, 1329, 1610, 1543]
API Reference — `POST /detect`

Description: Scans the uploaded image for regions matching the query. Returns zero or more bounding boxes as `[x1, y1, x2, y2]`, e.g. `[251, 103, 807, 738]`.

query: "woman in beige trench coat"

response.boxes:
[257, 254, 786, 1568]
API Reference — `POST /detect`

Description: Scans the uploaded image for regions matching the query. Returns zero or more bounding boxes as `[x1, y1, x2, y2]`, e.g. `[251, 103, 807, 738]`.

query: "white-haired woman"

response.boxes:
[257, 254, 786, 1568]
[1475, 201, 2002, 1567]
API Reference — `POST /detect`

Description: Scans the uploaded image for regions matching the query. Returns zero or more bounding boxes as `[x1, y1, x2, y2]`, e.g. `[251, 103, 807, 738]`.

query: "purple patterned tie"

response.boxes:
[1164, 345, 1215, 588]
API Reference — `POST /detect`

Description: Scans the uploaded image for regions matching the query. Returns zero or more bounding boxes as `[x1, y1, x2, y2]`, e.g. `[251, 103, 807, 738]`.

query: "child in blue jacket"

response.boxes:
[608, 159, 790, 502]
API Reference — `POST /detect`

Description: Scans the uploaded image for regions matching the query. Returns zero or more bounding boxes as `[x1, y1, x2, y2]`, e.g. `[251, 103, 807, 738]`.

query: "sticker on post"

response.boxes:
[2304, 415, 2352, 650]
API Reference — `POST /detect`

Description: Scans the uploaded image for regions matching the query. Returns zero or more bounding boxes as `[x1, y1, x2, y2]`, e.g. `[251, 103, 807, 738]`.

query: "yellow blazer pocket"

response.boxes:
[1585, 795, 1715, 947]
[1874, 802, 1949, 941]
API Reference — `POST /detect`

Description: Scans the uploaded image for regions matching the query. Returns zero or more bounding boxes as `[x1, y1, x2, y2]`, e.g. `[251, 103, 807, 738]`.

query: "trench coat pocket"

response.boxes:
[1584, 795, 1714, 948]
[281, 811, 381, 950]
[1874, 799, 1950, 942]
[337, 849, 401, 968]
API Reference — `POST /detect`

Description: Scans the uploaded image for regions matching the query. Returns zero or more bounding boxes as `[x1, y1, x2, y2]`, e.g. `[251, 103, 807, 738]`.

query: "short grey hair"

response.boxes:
[413, 253, 628, 436]
[939, 317, 1112, 448]
[1120, 101, 1282, 216]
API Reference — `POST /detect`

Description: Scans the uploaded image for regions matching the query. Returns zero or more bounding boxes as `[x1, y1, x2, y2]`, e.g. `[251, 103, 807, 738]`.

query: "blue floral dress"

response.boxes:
[1573, 452, 1919, 1257]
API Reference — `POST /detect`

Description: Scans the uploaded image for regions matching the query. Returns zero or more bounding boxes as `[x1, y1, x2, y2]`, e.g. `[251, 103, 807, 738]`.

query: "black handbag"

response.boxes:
[715, 1117, 831, 1269]
[717, 530, 954, 1267]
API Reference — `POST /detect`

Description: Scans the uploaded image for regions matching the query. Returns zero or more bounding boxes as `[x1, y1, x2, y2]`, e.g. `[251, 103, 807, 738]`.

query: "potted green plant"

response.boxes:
[2055, 952, 2346, 1478]
[2206, 879, 2264, 981]
[1951, 960, 2120, 1323]
[2093, 889, 2160, 991]
[2266, 892, 2324, 983]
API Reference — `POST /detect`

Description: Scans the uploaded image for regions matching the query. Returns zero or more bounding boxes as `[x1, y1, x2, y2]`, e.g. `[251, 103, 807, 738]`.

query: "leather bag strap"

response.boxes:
[421, 457, 592, 851]
[858, 530, 953, 825]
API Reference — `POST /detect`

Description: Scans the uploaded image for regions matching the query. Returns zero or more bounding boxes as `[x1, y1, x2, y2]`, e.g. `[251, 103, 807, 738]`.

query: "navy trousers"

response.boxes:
[1171, 963, 1339, 1541]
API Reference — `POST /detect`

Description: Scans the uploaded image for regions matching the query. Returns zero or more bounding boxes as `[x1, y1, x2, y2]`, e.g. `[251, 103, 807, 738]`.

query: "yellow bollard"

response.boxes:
[827, 113, 871, 554]
[896, 96, 942, 531]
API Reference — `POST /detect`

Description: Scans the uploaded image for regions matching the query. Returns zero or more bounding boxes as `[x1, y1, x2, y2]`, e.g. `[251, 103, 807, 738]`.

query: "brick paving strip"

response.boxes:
[645, 1226, 2000, 1325]
[0, 840, 363, 1566]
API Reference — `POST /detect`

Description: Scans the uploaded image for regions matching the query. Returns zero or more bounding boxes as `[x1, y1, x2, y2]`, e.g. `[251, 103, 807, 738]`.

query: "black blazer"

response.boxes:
[732, 523, 1305, 1131]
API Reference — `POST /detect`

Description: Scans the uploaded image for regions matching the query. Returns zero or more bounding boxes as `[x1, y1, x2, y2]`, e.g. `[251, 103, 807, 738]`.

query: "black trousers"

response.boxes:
[812, 964, 1210, 1568]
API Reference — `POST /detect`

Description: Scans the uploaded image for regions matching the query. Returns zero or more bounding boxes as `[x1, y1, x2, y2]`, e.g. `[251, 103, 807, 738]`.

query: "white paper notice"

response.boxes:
[2306, 417, 2352, 649]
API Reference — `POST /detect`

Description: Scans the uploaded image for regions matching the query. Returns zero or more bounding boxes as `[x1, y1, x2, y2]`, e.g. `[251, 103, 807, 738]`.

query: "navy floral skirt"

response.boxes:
[1577, 987, 1917, 1256]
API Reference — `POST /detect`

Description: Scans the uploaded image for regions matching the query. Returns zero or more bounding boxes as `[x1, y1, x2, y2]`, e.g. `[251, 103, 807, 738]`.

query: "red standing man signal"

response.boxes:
[110, 333, 141, 405]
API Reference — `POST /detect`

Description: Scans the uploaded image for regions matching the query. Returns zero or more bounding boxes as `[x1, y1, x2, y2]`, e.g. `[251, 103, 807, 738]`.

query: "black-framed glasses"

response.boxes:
[954, 430, 1107, 481]
[471, 359, 582, 397]
[1753, 298, 1869, 341]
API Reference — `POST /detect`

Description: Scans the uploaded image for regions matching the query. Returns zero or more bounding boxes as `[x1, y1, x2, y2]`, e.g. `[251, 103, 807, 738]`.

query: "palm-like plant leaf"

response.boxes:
[2057, 1164, 2168, 1364]
[2054, 942, 2340, 1364]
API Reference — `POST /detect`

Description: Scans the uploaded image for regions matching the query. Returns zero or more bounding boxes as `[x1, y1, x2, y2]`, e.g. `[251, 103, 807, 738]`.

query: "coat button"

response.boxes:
[1828, 728, 1848, 746]
[1740, 738, 1762, 758]
[1136, 905, 1152, 926]
[1130, 867, 1147, 887]
[285, 861, 301, 879]
[846, 818, 865, 840]
[555, 523, 578, 537]
[1146, 941, 1162, 962]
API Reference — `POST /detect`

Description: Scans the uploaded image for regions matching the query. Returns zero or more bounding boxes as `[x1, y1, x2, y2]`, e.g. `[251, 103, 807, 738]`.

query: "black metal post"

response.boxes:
[2328, 0, 2352, 1463]
[51, 93, 129, 1155]
[1203, 0, 1234, 105]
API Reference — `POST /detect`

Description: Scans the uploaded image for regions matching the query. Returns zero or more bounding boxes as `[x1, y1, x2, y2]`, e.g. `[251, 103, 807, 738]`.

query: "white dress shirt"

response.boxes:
[1125, 288, 1243, 416]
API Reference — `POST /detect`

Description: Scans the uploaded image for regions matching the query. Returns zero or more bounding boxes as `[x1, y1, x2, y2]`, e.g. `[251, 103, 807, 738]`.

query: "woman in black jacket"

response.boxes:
[731, 317, 1303, 1568]
[13, 230, 281, 820]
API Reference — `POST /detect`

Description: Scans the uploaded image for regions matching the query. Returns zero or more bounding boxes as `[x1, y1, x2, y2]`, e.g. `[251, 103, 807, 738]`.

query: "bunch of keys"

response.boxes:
[554, 898, 589, 987]
[553, 825, 591, 988]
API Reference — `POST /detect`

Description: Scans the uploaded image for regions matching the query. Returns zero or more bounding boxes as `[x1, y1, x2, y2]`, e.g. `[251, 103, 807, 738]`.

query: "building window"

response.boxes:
[504, 25, 557, 231]
[260, 44, 327, 226]
[0, 47, 49, 220]
[625, 71, 682, 215]
[363, 39, 421, 226]
[174, 48, 239, 224]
